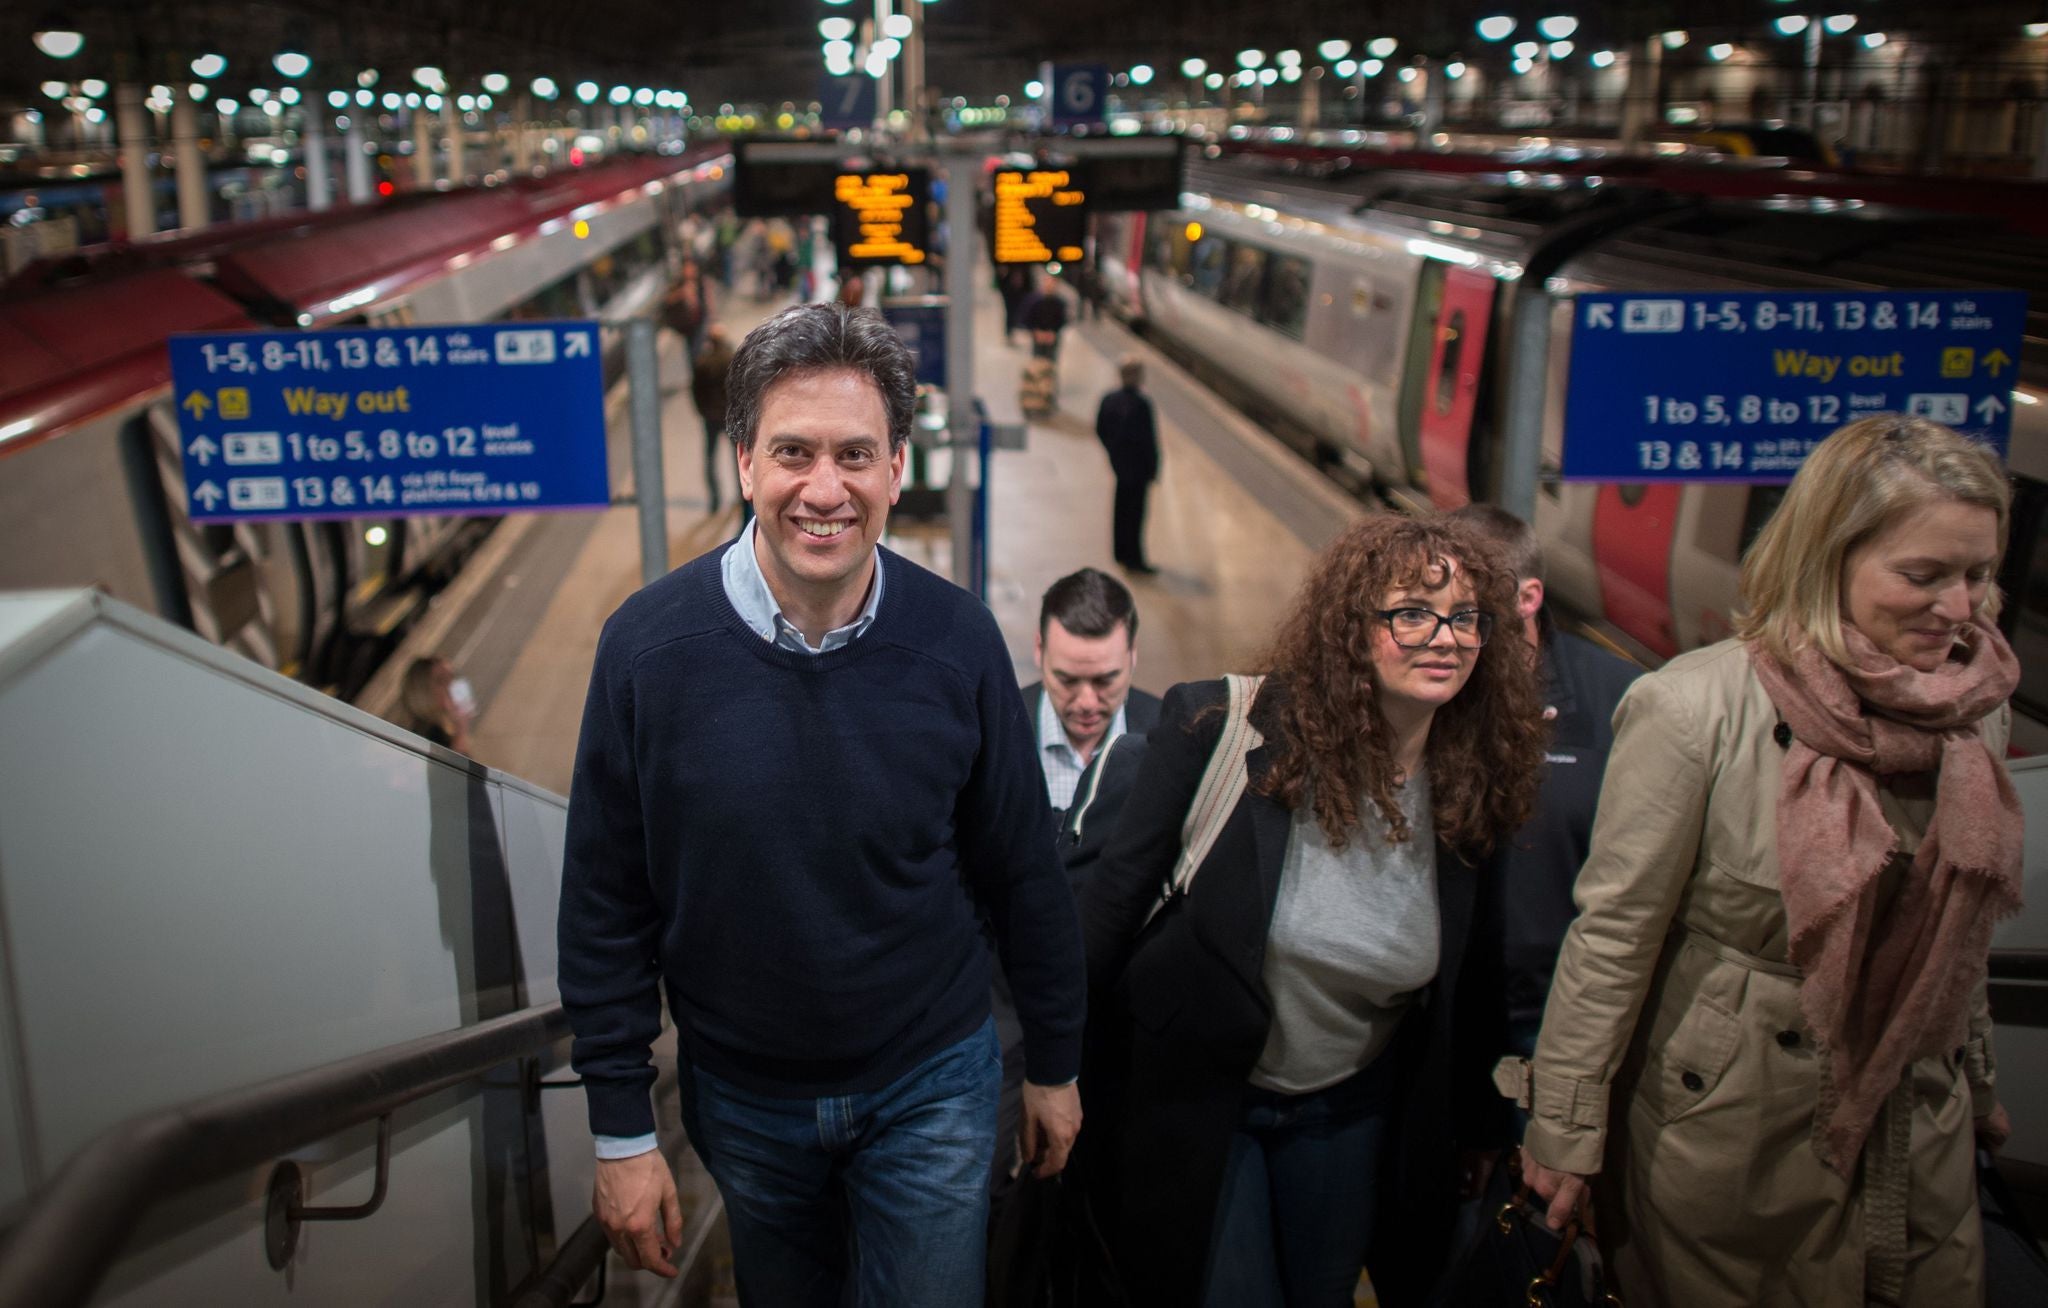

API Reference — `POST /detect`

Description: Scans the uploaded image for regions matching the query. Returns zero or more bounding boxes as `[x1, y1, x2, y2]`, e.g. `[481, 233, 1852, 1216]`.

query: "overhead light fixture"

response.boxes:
[1130, 64, 1154, 85]
[1477, 16, 1517, 41]
[78, 78, 107, 99]
[1536, 16, 1579, 40]
[1862, 32, 1888, 48]
[357, 89, 375, 106]
[192, 53, 227, 79]
[575, 81, 599, 103]
[821, 17, 855, 39]
[1397, 66, 1418, 83]
[1334, 58, 1358, 77]
[1823, 14, 1857, 34]
[1277, 49, 1302, 67]
[1257, 67, 1278, 84]
[1590, 49, 1615, 67]
[33, 30, 84, 60]
[482, 73, 510, 93]
[1182, 58, 1207, 78]
[634, 87, 655, 105]
[1204, 72, 1223, 88]
[274, 51, 311, 79]
[609, 85, 631, 104]
[280, 87, 300, 104]
[1513, 41, 1541, 59]
[191, 82, 210, 101]
[825, 39, 854, 59]
[458, 94, 476, 111]
[216, 98, 240, 115]
[328, 90, 350, 108]
[1280, 66, 1300, 82]
[1362, 58, 1384, 76]
[1511, 57, 1534, 74]
[39, 80, 66, 99]
[1318, 40, 1350, 61]
[413, 66, 445, 91]
[1773, 15, 1810, 35]
[532, 77, 558, 100]
[883, 13, 912, 38]
[1025, 79, 1044, 98]
[1549, 41, 1574, 58]
[358, 69, 379, 87]
[1661, 30, 1689, 48]
[1236, 49, 1265, 69]
[1368, 37, 1398, 57]
[1708, 43, 1734, 61]
[1446, 61, 1467, 79]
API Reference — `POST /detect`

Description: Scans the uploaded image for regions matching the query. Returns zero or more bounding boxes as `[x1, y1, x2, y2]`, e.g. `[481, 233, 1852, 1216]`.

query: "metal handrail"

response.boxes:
[1990, 949, 2048, 982]
[0, 1001, 570, 1308]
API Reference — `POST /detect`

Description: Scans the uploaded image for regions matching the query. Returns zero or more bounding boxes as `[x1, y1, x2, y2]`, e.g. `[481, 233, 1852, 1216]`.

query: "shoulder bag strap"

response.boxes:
[1143, 674, 1265, 926]
[1067, 731, 1124, 846]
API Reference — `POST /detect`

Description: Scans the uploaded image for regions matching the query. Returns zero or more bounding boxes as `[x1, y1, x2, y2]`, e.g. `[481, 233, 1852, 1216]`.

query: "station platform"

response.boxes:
[370, 257, 1361, 796]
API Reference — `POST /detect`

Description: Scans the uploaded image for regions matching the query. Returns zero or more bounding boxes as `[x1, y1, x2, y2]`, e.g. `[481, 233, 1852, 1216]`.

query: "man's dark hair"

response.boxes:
[725, 303, 917, 453]
[1448, 503, 1543, 584]
[1039, 568, 1139, 642]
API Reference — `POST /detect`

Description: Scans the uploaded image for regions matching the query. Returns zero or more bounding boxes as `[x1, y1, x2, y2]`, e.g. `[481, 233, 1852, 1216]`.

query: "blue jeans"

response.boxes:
[1201, 1053, 1400, 1308]
[678, 1018, 1000, 1308]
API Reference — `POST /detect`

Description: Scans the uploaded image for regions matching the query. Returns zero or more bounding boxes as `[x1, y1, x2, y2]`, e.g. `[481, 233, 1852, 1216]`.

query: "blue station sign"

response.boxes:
[168, 322, 610, 522]
[1561, 290, 2027, 481]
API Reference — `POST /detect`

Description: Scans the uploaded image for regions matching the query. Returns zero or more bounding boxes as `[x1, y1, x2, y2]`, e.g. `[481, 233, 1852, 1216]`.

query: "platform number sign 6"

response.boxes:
[1049, 64, 1107, 126]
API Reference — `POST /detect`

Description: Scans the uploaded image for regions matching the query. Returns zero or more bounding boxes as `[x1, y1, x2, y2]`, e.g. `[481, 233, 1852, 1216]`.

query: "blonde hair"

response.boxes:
[1737, 414, 2010, 666]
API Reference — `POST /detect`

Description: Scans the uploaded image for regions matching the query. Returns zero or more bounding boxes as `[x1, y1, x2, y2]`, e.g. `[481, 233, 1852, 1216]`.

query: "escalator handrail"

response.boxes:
[0, 1001, 570, 1308]
[1991, 949, 2048, 982]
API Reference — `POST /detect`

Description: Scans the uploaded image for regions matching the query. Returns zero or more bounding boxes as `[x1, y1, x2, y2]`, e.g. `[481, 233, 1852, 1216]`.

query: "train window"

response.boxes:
[1191, 237, 1228, 298]
[1434, 309, 1467, 416]
[1259, 255, 1310, 340]
[1219, 244, 1268, 317]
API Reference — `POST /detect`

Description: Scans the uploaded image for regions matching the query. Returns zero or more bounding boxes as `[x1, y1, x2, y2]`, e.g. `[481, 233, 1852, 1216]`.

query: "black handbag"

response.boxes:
[986, 1172, 1130, 1308]
[1437, 1150, 1623, 1308]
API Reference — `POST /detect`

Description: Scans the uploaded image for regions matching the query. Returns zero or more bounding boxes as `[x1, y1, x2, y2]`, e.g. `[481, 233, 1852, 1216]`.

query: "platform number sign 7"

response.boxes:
[819, 75, 877, 129]
[1048, 64, 1107, 127]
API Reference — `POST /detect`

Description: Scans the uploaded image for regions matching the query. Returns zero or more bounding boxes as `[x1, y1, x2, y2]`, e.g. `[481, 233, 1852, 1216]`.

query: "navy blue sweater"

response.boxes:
[559, 543, 1086, 1138]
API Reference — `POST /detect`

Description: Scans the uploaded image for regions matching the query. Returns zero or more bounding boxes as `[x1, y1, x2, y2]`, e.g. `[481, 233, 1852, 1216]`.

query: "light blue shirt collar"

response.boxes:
[1036, 682, 1129, 760]
[720, 519, 884, 654]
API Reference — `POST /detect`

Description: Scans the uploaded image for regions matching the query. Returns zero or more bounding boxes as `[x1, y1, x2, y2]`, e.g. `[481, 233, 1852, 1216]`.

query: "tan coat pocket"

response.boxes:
[1639, 995, 1740, 1123]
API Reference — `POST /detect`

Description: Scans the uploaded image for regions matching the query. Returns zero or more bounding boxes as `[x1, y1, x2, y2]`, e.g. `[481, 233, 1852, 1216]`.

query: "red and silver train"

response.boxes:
[1095, 156, 2048, 740]
[0, 148, 731, 697]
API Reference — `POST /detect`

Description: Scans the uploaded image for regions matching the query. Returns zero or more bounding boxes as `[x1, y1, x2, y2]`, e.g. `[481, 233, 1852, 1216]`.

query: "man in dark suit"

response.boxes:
[1095, 358, 1160, 575]
[1021, 568, 1162, 818]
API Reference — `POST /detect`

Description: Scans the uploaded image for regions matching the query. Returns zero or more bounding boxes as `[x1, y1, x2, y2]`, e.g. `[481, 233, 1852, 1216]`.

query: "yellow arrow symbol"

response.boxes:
[181, 391, 211, 418]
[1982, 348, 2012, 378]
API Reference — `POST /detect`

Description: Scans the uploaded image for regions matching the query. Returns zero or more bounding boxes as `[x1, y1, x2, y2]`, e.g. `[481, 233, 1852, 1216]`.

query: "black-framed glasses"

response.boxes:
[1377, 607, 1494, 648]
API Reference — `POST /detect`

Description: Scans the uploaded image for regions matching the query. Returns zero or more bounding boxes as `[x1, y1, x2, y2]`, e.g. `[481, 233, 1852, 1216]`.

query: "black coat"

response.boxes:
[1080, 679, 1508, 1308]
[1094, 388, 1158, 484]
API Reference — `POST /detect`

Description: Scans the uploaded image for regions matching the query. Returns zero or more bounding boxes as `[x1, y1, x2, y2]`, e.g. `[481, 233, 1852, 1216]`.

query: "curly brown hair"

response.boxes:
[1254, 514, 1546, 857]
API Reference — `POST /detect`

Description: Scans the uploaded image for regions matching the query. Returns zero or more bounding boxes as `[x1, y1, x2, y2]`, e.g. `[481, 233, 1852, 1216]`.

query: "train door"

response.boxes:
[1394, 263, 1443, 492]
[1414, 267, 1496, 509]
[1591, 483, 1681, 658]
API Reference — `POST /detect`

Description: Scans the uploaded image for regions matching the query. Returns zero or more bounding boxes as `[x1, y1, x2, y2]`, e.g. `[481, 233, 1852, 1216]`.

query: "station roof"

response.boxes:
[1, 2, 2043, 110]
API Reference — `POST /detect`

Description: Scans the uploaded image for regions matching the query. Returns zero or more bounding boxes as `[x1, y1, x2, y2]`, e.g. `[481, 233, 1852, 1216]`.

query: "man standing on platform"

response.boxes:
[1022, 568, 1161, 817]
[1095, 358, 1160, 575]
[559, 303, 1086, 1305]
[689, 323, 733, 515]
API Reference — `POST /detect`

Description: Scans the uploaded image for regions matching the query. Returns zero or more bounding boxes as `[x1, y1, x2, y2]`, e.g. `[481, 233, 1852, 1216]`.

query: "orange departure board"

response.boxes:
[831, 168, 931, 267]
[991, 168, 1088, 265]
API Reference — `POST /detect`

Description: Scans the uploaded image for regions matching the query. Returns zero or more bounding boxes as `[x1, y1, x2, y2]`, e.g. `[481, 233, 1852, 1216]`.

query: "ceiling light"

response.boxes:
[79, 78, 107, 99]
[216, 98, 239, 115]
[192, 53, 227, 79]
[40, 80, 67, 99]
[532, 77, 558, 99]
[1397, 66, 1418, 83]
[1477, 16, 1517, 41]
[1590, 49, 1615, 67]
[1512, 57, 1533, 74]
[609, 85, 631, 104]
[876, 37, 902, 58]
[1661, 30, 1689, 48]
[1025, 79, 1045, 98]
[825, 39, 854, 59]
[274, 51, 311, 79]
[575, 81, 599, 103]
[1861, 32, 1888, 48]
[821, 17, 855, 39]
[1708, 43, 1734, 61]
[191, 82, 209, 101]
[1513, 42, 1541, 59]
[482, 73, 510, 94]
[884, 13, 913, 37]
[1446, 61, 1467, 79]
[33, 31, 84, 60]
[1257, 67, 1277, 84]
[413, 66, 445, 91]
[1549, 41, 1574, 58]
[357, 89, 375, 106]
[1362, 59, 1384, 76]
[1537, 16, 1579, 39]
[634, 88, 655, 105]
[1823, 14, 1857, 34]
[1318, 40, 1350, 61]
[1131, 64, 1154, 85]
[328, 90, 350, 108]
[458, 94, 476, 111]
[1773, 15, 1809, 35]
[1334, 58, 1358, 77]
[1277, 49, 1302, 67]
[1368, 37, 1398, 57]
[358, 69, 379, 87]
[1204, 72, 1223, 88]
[1182, 58, 1207, 78]
[1236, 49, 1265, 69]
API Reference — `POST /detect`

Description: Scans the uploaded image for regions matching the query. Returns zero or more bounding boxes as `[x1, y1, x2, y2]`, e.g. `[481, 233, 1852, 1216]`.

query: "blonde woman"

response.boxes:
[1519, 415, 2020, 1305]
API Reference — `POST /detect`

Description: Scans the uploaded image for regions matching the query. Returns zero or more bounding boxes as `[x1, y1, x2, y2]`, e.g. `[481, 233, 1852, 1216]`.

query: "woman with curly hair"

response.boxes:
[1079, 513, 1547, 1307]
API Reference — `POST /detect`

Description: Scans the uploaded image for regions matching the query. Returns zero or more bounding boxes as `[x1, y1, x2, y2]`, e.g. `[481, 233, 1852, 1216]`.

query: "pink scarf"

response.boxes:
[1749, 620, 2023, 1176]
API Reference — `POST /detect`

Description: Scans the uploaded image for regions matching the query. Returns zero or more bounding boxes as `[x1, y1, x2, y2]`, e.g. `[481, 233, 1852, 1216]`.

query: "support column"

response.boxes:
[1619, 37, 1664, 149]
[511, 94, 534, 172]
[303, 109, 331, 211]
[943, 150, 977, 588]
[1299, 66, 1321, 130]
[116, 83, 156, 240]
[905, 0, 927, 138]
[411, 109, 433, 187]
[172, 90, 209, 231]
[344, 117, 372, 202]
[1417, 60, 1444, 146]
[873, 0, 894, 122]
[444, 98, 466, 184]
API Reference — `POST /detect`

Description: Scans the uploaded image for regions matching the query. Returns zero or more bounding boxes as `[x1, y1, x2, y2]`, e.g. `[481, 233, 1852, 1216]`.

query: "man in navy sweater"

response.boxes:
[560, 304, 1087, 1305]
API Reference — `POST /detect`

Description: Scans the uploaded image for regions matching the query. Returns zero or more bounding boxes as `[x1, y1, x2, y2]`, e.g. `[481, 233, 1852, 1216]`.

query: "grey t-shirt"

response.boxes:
[1250, 774, 1439, 1094]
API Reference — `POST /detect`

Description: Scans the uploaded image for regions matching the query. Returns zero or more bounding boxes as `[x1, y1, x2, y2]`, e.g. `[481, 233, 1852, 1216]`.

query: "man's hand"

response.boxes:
[1019, 1081, 1084, 1179]
[594, 1150, 684, 1277]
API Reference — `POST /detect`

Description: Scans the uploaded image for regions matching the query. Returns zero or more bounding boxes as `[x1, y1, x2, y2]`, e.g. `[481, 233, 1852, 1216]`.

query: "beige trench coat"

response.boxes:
[1521, 639, 2005, 1307]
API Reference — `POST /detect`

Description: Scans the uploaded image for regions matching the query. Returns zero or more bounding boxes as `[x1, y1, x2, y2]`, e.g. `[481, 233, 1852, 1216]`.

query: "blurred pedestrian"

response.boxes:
[1096, 358, 1159, 575]
[400, 655, 476, 755]
[691, 324, 735, 515]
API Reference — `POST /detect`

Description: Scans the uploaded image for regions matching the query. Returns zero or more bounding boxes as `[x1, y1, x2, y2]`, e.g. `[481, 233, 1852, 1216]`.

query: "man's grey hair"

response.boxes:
[725, 303, 917, 452]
